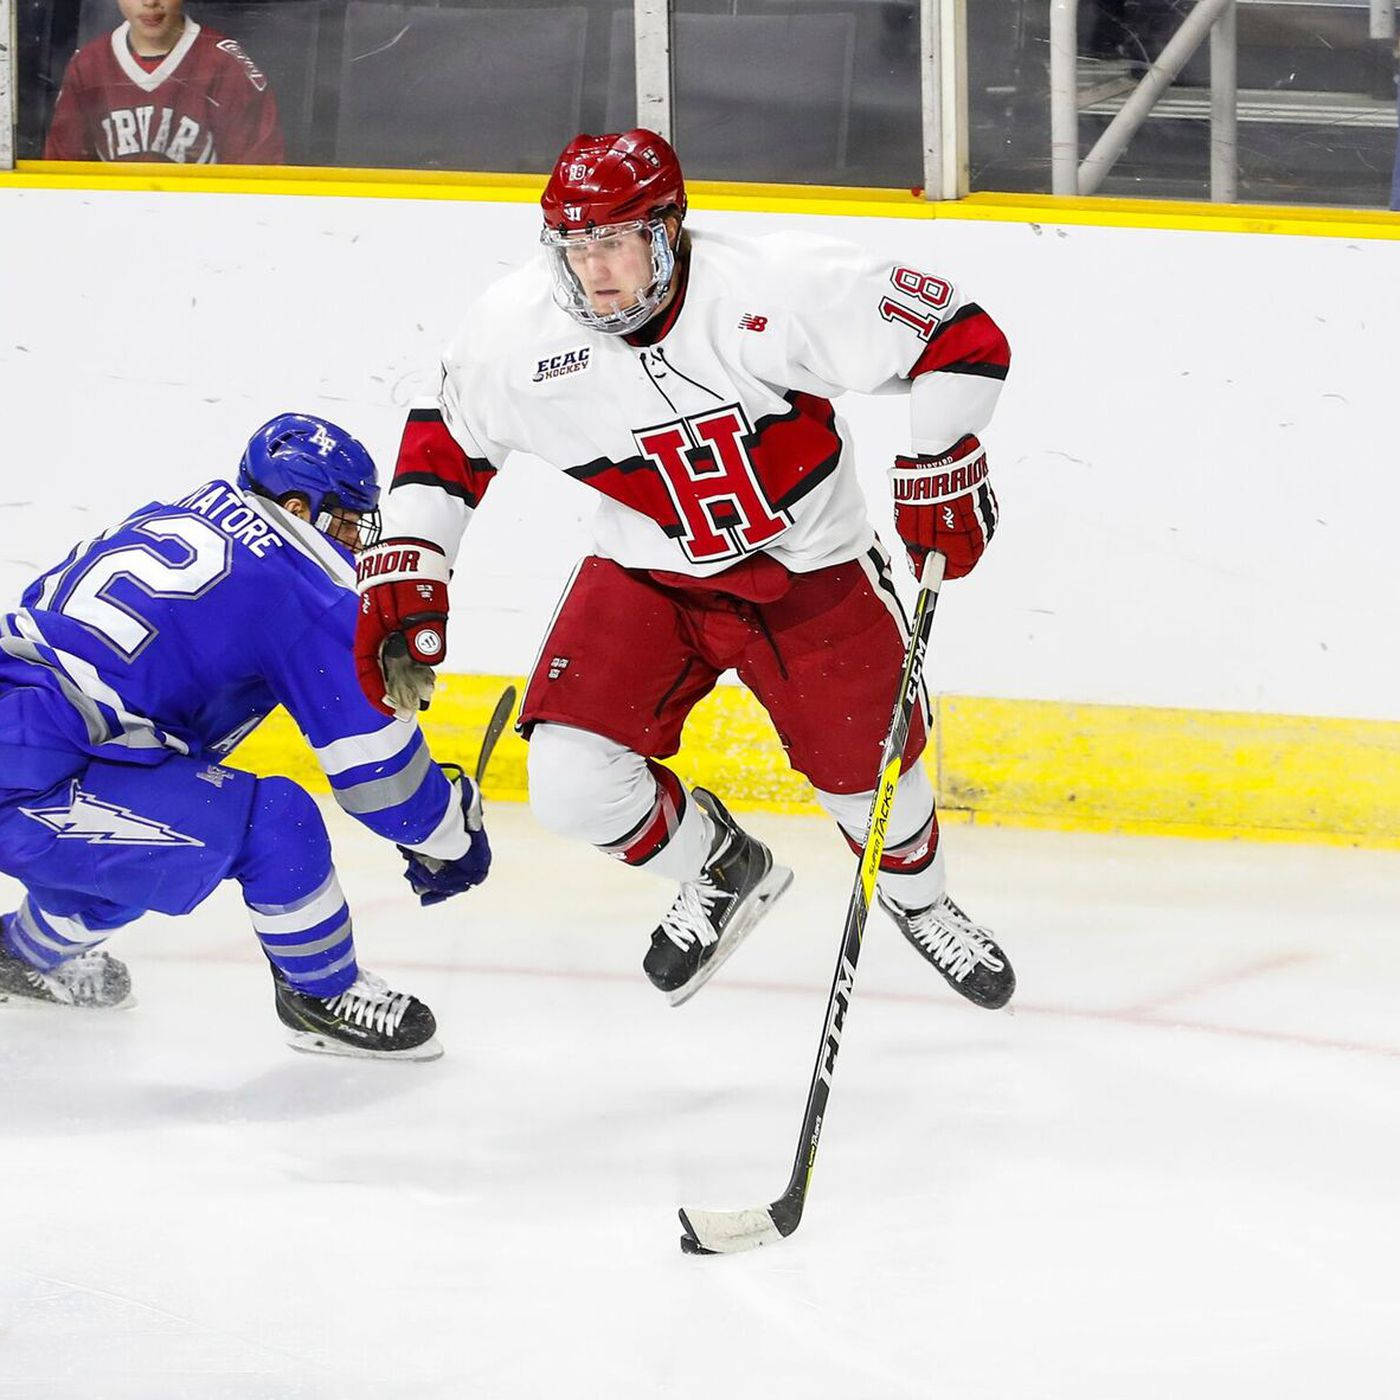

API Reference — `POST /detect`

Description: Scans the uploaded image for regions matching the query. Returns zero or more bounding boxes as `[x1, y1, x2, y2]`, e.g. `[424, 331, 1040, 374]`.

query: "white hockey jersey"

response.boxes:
[384, 229, 1010, 577]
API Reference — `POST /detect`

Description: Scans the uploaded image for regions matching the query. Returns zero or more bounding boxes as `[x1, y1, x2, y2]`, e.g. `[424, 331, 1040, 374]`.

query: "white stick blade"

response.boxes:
[678, 1206, 784, 1255]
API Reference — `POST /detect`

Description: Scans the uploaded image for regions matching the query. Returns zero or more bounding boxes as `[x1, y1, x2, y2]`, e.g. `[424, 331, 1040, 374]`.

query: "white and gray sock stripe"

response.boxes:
[10, 898, 108, 969]
[259, 916, 354, 962]
[246, 870, 346, 936]
[268, 942, 358, 995]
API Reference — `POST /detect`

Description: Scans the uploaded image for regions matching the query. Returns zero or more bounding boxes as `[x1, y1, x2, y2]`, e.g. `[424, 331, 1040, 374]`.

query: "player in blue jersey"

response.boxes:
[0, 414, 491, 1059]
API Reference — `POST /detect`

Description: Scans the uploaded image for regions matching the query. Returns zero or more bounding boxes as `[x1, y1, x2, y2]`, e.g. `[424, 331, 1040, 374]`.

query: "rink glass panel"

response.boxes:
[15, 1, 1399, 205]
[970, 0, 1400, 208]
[17, 0, 924, 184]
[654, 1, 922, 189]
[16, 0, 634, 170]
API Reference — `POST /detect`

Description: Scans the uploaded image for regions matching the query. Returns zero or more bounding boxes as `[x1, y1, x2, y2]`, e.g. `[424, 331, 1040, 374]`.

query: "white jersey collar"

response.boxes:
[111, 18, 202, 93]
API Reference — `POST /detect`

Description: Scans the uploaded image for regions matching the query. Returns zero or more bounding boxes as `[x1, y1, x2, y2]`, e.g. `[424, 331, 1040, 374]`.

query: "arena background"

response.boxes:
[1, 168, 1396, 847]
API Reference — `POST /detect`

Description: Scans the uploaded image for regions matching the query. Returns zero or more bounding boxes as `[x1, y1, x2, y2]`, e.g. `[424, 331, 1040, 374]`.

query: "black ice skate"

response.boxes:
[877, 892, 1015, 1010]
[0, 932, 134, 1009]
[643, 788, 793, 1007]
[272, 965, 441, 1060]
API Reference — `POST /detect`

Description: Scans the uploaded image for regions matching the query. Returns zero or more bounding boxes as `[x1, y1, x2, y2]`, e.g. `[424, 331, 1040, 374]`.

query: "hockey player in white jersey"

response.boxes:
[354, 129, 1015, 1010]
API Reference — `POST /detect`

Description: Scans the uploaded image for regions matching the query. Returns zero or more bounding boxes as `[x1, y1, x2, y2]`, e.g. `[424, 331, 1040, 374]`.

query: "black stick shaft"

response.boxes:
[474, 684, 518, 787]
[771, 567, 943, 1234]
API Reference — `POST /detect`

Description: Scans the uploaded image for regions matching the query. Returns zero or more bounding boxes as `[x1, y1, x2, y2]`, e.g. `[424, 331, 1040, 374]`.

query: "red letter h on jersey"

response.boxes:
[636, 405, 789, 563]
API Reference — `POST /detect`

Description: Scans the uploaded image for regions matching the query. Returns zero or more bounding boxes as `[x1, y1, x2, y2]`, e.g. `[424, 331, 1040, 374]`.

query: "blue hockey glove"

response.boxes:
[399, 764, 492, 906]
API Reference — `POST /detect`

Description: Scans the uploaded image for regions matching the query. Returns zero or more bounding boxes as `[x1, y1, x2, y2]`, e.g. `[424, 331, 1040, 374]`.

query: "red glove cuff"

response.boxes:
[353, 539, 452, 712]
[890, 434, 987, 505]
[356, 539, 451, 590]
[890, 437, 998, 582]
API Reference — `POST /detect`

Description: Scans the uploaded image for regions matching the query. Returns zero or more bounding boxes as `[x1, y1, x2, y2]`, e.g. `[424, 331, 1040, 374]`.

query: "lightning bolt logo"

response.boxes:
[20, 782, 206, 847]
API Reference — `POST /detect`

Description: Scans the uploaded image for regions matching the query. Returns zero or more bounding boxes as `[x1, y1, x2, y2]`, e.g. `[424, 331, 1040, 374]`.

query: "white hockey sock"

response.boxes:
[815, 763, 947, 910]
[528, 722, 715, 882]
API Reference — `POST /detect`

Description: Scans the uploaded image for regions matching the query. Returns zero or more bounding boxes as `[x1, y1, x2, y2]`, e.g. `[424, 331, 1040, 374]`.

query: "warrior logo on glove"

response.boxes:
[355, 537, 452, 718]
[890, 434, 999, 583]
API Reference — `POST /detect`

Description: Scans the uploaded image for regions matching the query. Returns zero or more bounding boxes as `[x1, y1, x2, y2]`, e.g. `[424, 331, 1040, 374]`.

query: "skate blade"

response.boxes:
[0, 990, 137, 1011]
[284, 1029, 444, 1062]
[668, 863, 794, 1008]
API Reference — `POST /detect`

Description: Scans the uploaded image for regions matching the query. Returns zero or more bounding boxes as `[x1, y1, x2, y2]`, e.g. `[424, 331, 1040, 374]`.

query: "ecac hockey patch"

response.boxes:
[532, 347, 592, 383]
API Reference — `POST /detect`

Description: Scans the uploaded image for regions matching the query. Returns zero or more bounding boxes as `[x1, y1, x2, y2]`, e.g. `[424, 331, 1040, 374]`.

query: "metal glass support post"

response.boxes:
[634, 0, 672, 142]
[1049, 0, 1079, 194]
[920, 0, 943, 198]
[1078, 0, 1234, 197]
[1371, 0, 1396, 41]
[1, 0, 15, 171]
[1210, 0, 1238, 202]
[940, 0, 969, 198]
[921, 0, 967, 200]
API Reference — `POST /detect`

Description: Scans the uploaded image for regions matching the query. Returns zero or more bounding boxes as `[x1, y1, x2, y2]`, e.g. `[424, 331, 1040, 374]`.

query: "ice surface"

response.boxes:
[3, 801, 1399, 1399]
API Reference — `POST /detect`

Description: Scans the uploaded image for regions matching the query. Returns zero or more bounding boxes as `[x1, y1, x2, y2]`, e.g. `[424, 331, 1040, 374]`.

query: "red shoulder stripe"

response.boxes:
[909, 303, 1011, 381]
[390, 408, 497, 509]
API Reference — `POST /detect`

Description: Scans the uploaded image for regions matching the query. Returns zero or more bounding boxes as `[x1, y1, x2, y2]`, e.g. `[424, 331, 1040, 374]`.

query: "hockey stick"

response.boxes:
[475, 684, 518, 787]
[678, 553, 947, 1256]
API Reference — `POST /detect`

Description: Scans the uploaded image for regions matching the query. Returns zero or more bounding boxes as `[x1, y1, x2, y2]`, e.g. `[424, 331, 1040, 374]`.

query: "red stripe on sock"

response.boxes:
[837, 809, 940, 873]
[602, 761, 688, 867]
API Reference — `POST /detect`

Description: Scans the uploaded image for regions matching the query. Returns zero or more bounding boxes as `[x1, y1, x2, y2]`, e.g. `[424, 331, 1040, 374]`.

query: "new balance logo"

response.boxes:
[738, 314, 768, 333]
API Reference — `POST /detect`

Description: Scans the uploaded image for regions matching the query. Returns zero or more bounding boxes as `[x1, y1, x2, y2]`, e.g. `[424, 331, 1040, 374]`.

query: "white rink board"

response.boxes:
[0, 187, 1397, 720]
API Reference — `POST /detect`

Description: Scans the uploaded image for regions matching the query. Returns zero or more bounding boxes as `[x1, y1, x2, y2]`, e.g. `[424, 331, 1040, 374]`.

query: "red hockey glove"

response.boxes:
[354, 539, 451, 718]
[890, 434, 999, 583]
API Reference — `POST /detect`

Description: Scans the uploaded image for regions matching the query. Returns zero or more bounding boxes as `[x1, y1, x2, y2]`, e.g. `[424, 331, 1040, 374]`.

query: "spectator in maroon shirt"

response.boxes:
[46, 0, 284, 164]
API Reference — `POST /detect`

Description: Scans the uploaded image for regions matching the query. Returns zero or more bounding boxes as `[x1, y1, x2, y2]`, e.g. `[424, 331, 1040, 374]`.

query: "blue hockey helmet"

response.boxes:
[238, 413, 382, 550]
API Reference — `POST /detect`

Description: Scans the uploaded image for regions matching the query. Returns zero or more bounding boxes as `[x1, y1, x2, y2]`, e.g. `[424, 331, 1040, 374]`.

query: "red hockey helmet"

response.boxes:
[540, 129, 687, 234]
[540, 129, 688, 334]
